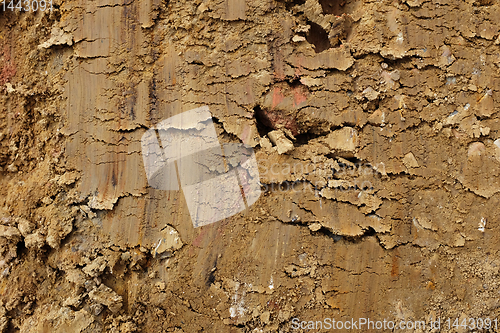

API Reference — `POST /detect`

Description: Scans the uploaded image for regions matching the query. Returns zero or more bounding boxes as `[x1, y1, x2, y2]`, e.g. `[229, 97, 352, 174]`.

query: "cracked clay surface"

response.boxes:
[1, 0, 500, 331]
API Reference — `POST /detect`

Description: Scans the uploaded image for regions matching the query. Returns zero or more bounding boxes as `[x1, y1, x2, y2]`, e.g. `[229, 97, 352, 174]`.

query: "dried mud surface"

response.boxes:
[1, 0, 500, 331]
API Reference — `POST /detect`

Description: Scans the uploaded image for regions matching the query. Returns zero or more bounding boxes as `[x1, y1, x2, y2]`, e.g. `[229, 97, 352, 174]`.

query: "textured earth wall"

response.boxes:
[1, 0, 500, 331]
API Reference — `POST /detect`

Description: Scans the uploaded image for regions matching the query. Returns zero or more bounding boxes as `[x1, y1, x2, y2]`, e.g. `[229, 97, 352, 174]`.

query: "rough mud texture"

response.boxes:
[1, 0, 500, 331]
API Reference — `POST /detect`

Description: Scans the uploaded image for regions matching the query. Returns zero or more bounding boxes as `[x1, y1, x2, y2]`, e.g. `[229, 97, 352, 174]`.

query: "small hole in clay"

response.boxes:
[306, 22, 331, 53]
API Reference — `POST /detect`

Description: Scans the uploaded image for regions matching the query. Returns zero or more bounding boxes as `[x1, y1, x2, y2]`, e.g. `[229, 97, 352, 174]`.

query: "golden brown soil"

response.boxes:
[1, 0, 500, 331]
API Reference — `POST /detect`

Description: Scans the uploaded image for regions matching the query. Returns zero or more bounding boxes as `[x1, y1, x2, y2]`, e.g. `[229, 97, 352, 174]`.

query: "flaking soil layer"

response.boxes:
[1, 0, 500, 331]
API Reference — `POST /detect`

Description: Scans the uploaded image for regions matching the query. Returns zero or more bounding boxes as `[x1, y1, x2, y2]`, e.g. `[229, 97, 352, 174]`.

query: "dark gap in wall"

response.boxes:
[254, 106, 274, 137]
[306, 21, 331, 53]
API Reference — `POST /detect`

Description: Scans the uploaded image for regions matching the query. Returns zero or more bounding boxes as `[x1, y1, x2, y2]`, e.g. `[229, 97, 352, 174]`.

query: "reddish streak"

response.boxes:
[271, 87, 285, 109]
